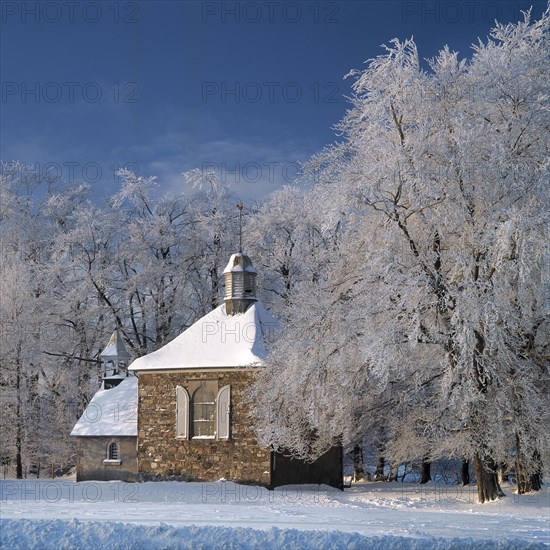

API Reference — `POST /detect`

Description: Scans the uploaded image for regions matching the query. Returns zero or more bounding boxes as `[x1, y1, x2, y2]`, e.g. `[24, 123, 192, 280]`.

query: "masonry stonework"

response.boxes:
[137, 369, 271, 485]
[75, 436, 138, 482]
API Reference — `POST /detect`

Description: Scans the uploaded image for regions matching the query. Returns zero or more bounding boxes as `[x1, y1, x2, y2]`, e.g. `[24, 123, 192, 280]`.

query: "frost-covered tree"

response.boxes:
[252, 8, 549, 503]
[0, 164, 83, 476]
[183, 168, 240, 313]
[0, 165, 242, 476]
[246, 185, 335, 319]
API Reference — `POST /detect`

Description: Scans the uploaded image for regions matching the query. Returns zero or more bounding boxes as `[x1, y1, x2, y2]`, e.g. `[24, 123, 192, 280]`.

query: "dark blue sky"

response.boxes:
[1, 0, 546, 202]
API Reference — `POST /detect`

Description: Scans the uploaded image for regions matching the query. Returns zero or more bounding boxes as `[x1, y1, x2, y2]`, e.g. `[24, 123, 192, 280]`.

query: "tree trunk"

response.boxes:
[15, 431, 23, 479]
[27, 371, 39, 478]
[420, 458, 431, 484]
[400, 462, 409, 482]
[461, 458, 470, 486]
[210, 265, 219, 309]
[374, 443, 385, 481]
[473, 452, 505, 503]
[529, 471, 543, 492]
[16, 349, 23, 480]
[529, 449, 543, 492]
[387, 462, 398, 482]
[515, 435, 543, 494]
[353, 445, 365, 482]
[498, 463, 509, 484]
[515, 433, 529, 494]
[77, 359, 91, 419]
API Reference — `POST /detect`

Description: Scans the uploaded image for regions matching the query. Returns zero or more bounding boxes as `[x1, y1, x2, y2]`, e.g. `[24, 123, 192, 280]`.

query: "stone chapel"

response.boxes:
[71, 251, 342, 488]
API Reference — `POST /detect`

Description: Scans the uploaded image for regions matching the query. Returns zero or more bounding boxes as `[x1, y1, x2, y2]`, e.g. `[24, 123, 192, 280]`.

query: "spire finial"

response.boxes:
[236, 202, 244, 253]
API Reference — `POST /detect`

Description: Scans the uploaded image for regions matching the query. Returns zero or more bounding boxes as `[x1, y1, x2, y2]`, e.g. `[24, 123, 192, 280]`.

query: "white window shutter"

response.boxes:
[176, 385, 189, 439]
[216, 385, 231, 440]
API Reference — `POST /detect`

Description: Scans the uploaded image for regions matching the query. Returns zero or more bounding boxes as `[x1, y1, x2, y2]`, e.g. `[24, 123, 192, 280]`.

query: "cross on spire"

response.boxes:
[237, 202, 244, 253]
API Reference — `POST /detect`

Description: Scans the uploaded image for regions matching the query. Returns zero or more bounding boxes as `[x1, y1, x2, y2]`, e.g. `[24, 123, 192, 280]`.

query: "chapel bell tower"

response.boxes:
[100, 329, 131, 389]
[223, 252, 257, 315]
[223, 202, 257, 315]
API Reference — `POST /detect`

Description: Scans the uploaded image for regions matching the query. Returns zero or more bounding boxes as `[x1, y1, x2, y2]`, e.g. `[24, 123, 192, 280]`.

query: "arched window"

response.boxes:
[108, 442, 119, 460]
[175, 385, 231, 441]
[192, 386, 216, 438]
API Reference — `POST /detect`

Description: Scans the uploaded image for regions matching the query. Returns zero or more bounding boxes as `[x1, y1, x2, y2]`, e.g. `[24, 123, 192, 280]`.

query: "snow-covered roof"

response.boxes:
[100, 329, 131, 361]
[223, 253, 257, 274]
[70, 376, 137, 437]
[128, 303, 278, 371]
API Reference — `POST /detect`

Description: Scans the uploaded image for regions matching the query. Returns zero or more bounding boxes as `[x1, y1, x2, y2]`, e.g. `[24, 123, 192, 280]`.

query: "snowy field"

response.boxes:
[1, 480, 548, 549]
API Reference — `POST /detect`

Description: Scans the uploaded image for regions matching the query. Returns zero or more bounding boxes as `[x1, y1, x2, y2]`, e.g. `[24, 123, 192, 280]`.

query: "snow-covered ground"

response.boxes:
[1, 480, 548, 549]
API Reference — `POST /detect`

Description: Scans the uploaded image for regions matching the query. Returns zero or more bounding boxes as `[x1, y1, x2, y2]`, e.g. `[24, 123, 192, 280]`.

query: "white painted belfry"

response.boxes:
[99, 329, 132, 389]
[223, 252, 257, 315]
[216, 385, 231, 440]
[100, 329, 131, 363]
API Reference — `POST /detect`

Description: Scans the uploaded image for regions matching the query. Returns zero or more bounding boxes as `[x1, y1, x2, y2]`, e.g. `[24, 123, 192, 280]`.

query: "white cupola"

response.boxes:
[99, 329, 132, 389]
[223, 252, 257, 315]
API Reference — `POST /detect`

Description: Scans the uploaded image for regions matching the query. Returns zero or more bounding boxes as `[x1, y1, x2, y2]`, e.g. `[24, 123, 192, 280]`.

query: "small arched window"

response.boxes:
[192, 386, 216, 438]
[108, 442, 119, 460]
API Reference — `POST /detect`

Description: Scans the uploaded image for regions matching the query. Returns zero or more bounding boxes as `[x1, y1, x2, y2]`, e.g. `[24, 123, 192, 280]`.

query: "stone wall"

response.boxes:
[137, 369, 271, 485]
[75, 436, 138, 482]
